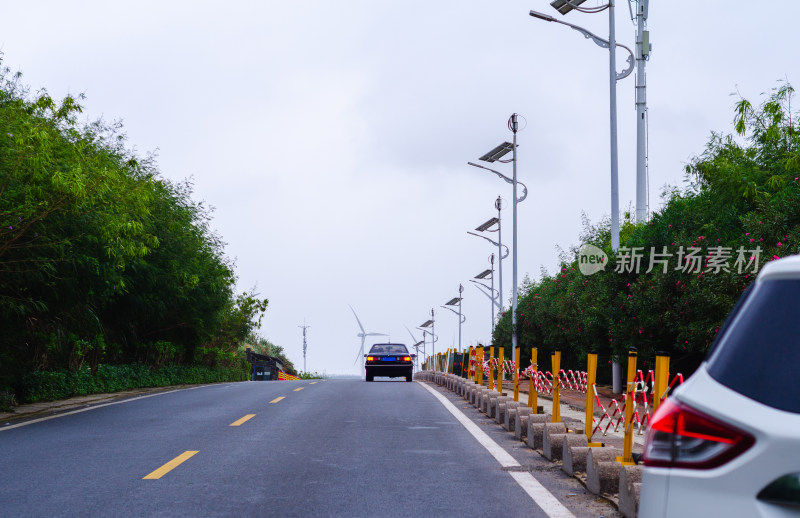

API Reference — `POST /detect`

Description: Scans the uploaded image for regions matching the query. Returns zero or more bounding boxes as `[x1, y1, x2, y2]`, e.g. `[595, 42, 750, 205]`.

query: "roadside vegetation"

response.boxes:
[0, 61, 295, 410]
[493, 82, 800, 379]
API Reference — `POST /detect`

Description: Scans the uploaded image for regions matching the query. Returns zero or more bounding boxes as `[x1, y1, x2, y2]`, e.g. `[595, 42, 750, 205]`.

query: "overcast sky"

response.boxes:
[2, 1, 798, 376]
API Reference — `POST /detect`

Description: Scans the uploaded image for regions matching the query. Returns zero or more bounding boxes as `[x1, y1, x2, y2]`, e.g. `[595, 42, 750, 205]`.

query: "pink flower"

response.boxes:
[750, 238, 755, 242]
[746, 232, 750, 236]
[773, 255, 781, 260]
[777, 242, 783, 247]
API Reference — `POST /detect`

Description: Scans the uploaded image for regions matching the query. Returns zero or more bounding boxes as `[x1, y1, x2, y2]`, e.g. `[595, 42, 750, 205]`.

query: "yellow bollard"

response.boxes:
[513, 347, 520, 402]
[528, 348, 538, 413]
[488, 346, 495, 391]
[551, 350, 562, 423]
[618, 347, 638, 466]
[585, 351, 602, 447]
[653, 352, 670, 412]
[497, 346, 504, 395]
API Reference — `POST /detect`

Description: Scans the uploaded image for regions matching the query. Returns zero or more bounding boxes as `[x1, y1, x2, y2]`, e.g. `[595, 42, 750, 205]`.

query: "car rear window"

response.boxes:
[369, 344, 408, 354]
[706, 278, 800, 414]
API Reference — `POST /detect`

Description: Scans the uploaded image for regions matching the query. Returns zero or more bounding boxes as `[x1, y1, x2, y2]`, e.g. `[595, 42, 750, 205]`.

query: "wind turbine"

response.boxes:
[404, 325, 425, 371]
[350, 305, 388, 372]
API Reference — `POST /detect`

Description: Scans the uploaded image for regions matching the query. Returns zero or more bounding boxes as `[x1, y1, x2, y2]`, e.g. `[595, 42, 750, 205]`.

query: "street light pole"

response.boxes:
[431, 308, 435, 366]
[510, 114, 520, 366]
[471, 255, 499, 342]
[529, 6, 634, 251]
[496, 196, 504, 309]
[458, 284, 464, 352]
[442, 289, 465, 352]
[608, 0, 620, 250]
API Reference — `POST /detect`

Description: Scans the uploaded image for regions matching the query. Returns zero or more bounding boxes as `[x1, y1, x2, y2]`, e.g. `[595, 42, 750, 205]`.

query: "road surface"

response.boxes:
[1, 379, 619, 517]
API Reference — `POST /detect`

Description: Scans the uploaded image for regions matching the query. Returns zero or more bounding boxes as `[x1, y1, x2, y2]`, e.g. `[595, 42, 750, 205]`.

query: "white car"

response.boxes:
[639, 255, 800, 517]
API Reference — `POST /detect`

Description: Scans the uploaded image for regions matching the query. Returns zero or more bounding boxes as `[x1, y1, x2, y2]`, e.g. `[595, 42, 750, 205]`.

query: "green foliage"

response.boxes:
[0, 59, 284, 398]
[298, 371, 324, 379]
[493, 82, 800, 377]
[16, 363, 248, 404]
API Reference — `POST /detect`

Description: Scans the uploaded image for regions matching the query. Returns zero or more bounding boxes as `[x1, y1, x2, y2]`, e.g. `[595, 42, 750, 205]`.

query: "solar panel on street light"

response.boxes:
[550, 0, 587, 15]
[445, 297, 462, 306]
[475, 217, 499, 232]
[420, 320, 433, 328]
[475, 269, 492, 280]
[479, 142, 514, 163]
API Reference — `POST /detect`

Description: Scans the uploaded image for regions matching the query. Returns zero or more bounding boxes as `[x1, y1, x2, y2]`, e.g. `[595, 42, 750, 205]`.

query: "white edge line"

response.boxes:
[1, 384, 214, 431]
[418, 381, 576, 518]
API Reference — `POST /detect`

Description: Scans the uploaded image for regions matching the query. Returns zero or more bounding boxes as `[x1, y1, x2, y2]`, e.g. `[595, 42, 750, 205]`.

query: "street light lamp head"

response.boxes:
[479, 142, 514, 163]
[529, 10, 556, 22]
[550, 0, 587, 15]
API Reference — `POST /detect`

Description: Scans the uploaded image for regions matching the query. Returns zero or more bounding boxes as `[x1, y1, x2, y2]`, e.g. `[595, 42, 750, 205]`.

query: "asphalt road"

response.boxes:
[0, 379, 618, 517]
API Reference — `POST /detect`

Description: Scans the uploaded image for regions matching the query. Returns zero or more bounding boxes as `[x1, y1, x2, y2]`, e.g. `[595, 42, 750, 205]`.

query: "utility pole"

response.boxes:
[299, 321, 310, 373]
[634, 0, 650, 223]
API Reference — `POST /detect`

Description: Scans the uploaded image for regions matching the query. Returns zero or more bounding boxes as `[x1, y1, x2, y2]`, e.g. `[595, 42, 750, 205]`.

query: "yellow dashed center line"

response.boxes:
[310, 382, 318, 385]
[143, 451, 198, 480]
[270, 396, 285, 404]
[229, 414, 256, 426]
[293, 387, 304, 392]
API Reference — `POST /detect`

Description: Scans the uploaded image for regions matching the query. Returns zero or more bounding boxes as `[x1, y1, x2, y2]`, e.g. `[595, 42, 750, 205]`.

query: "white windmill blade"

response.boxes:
[349, 304, 366, 334]
[364, 332, 388, 337]
[404, 325, 419, 343]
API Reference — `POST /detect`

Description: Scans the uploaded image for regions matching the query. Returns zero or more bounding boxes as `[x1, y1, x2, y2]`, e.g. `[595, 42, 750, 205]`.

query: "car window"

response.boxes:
[369, 344, 408, 354]
[706, 278, 800, 414]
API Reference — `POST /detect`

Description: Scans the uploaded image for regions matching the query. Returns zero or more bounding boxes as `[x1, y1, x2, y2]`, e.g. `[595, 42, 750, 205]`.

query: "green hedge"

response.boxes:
[15, 362, 249, 404]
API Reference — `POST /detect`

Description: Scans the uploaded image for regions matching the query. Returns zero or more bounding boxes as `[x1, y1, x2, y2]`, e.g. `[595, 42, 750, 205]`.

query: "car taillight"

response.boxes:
[402, 356, 411, 361]
[643, 398, 754, 469]
[366, 356, 375, 361]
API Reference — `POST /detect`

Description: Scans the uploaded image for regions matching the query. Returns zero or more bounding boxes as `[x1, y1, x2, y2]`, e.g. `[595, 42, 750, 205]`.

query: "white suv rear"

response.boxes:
[640, 255, 800, 517]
